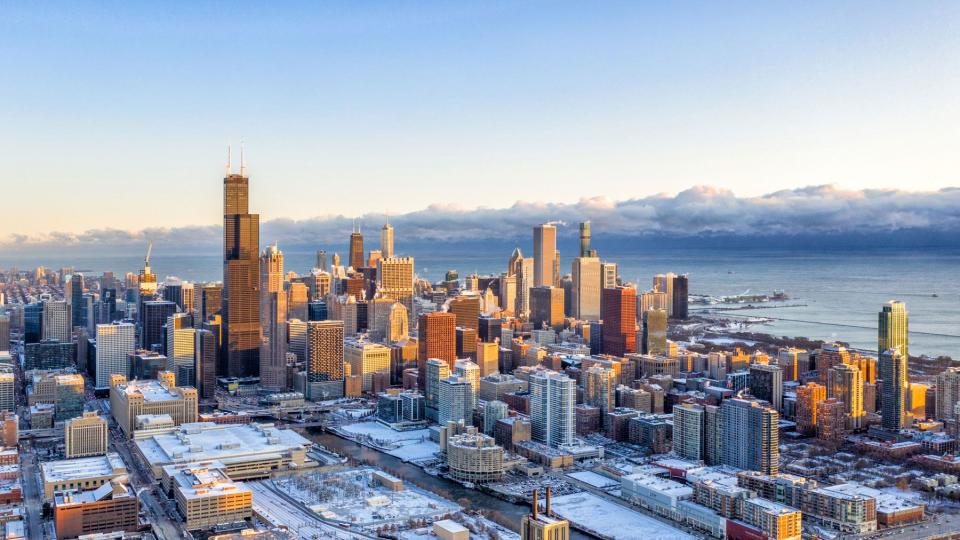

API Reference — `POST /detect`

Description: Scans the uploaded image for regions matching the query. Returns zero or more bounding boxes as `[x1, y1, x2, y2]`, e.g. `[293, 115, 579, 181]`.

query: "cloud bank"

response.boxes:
[5, 185, 959, 252]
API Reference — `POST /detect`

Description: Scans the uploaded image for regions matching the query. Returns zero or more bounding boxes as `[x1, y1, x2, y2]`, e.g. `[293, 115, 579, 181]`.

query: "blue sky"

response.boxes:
[1, 2, 958, 236]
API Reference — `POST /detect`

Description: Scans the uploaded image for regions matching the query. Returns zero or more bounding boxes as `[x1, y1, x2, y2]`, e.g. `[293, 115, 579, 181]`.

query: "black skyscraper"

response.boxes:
[222, 168, 261, 377]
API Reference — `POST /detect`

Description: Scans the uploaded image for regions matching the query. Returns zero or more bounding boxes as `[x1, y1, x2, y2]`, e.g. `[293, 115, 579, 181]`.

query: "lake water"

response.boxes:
[3, 246, 958, 357]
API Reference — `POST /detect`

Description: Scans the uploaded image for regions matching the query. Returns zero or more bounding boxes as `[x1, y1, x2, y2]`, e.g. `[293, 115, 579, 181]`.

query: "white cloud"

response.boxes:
[4, 185, 958, 251]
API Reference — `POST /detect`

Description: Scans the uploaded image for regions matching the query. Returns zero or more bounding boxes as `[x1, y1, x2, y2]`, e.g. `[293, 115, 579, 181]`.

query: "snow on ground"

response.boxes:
[272, 468, 458, 529]
[386, 440, 441, 461]
[566, 470, 619, 489]
[549, 493, 694, 540]
[701, 337, 757, 346]
[339, 421, 440, 461]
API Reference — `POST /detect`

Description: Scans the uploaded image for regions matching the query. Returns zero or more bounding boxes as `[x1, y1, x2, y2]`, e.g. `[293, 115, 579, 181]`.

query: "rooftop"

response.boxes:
[623, 473, 694, 498]
[41, 453, 126, 483]
[136, 422, 310, 466]
[746, 497, 799, 515]
[173, 466, 251, 500]
[116, 379, 182, 402]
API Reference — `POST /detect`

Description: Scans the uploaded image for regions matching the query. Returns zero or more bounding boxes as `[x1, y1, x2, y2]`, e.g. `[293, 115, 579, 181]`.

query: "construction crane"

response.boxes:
[144, 241, 153, 271]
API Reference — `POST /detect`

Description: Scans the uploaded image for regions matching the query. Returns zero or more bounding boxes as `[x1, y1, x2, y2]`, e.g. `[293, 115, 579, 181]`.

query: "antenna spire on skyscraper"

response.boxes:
[226, 144, 232, 175]
[240, 140, 246, 176]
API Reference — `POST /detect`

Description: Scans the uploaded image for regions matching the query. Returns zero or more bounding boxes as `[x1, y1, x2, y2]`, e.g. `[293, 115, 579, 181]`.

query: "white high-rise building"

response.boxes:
[0, 373, 13, 413]
[439, 376, 473, 426]
[287, 319, 307, 363]
[571, 257, 601, 321]
[529, 370, 575, 447]
[42, 300, 71, 341]
[673, 403, 704, 461]
[425, 358, 451, 421]
[95, 323, 135, 390]
[166, 313, 196, 387]
[454, 360, 481, 412]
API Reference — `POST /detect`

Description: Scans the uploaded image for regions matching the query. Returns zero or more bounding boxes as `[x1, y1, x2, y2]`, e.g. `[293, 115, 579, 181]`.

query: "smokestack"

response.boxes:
[532, 488, 538, 520]
[546, 485, 551, 516]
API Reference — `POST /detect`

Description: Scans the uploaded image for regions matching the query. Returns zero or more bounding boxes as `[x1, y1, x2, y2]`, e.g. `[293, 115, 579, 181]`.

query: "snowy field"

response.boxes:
[338, 421, 440, 461]
[566, 470, 620, 489]
[549, 492, 694, 540]
[273, 468, 458, 529]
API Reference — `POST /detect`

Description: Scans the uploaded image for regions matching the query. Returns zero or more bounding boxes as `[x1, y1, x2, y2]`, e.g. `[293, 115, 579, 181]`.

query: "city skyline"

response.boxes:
[2, 2, 958, 237]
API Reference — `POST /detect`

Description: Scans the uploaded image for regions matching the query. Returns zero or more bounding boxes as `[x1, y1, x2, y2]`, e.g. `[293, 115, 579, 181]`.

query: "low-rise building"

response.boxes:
[621, 473, 692, 520]
[40, 454, 127, 501]
[171, 466, 252, 531]
[135, 422, 312, 479]
[53, 479, 138, 539]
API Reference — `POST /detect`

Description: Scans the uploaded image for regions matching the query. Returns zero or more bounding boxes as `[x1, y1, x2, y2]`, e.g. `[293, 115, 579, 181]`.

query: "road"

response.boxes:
[247, 480, 370, 539]
[108, 421, 182, 540]
[19, 443, 45, 539]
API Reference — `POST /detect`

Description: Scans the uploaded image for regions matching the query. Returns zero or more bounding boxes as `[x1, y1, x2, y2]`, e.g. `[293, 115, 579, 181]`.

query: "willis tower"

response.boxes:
[222, 151, 261, 377]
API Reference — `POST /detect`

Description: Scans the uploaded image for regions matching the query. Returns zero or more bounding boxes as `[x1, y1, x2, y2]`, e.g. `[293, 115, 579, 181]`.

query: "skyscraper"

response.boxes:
[935, 367, 960, 421]
[879, 348, 907, 430]
[141, 300, 176, 352]
[306, 320, 345, 399]
[417, 312, 457, 391]
[749, 364, 784, 412]
[94, 323, 135, 390]
[42, 300, 71, 342]
[194, 328, 217, 400]
[720, 398, 779, 475]
[69, 273, 85, 330]
[653, 273, 674, 317]
[671, 274, 689, 320]
[673, 403, 705, 461]
[529, 286, 564, 331]
[377, 257, 415, 329]
[533, 223, 557, 288]
[259, 244, 288, 391]
[578, 221, 593, 258]
[641, 308, 667, 355]
[828, 363, 865, 429]
[601, 286, 636, 357]
[222, 164, 261, 377]
[795, 382, 826, 436]
[381, 220, 394, 259]
[424, 358, 451, 421]
[529, 370, 575, 447]
[199, 283, 222, 321]
[166, 312, 196, 387]
[509, 248, 533, 318]
[439, 376, 473, 425]
[584, 366, 614, 414]
[879, 301, 908, 360]
[571, 256, 601, 321]
[315, 250, 328, 272]
[448, 293, 481, 330]
[349, 223, 364, 270]
[454, 359, 480, 413]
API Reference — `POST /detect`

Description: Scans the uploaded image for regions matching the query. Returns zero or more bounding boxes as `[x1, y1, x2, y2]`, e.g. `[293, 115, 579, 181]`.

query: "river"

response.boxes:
[306, 429, 595, 540]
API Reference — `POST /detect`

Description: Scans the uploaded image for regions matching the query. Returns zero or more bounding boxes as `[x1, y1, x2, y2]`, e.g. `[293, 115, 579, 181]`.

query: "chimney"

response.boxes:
[546, 485, 551, 516]
[532, 488, 538, 520]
